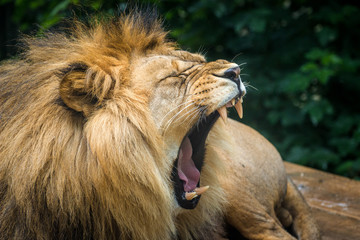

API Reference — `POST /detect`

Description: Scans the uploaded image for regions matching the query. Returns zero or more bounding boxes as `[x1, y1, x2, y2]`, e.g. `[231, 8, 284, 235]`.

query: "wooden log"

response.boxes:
[285, 162, 360, 240]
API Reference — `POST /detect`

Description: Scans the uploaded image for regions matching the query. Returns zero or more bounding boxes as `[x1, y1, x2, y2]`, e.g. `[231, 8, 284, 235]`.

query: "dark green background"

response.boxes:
[1, 0, 359, 179]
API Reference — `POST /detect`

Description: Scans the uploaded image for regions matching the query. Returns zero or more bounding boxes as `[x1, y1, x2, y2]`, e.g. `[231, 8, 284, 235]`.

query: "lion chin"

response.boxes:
[0, 9, 320, 240]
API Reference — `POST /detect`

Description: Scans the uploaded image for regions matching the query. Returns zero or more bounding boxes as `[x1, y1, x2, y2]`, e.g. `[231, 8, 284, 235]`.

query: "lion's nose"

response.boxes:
[223, 66, 240, 81]
[224, 66, 246, 97]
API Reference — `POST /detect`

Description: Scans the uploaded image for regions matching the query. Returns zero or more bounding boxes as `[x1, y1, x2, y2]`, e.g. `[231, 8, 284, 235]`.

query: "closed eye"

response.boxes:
[158, 64, 201, 83]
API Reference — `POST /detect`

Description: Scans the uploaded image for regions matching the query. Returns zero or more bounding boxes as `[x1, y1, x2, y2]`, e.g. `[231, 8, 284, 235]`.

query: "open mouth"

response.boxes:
[171, 96, 244, 209]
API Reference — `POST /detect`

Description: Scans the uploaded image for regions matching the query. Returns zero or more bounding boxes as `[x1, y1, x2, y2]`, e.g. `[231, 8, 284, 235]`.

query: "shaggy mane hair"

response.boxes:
[0, 9, 227, 240]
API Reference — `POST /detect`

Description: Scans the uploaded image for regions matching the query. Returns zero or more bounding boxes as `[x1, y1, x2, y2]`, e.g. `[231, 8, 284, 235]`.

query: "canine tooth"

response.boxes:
[185, 192, 198, 201]
[240, 97, 243, 103]
[194, 186, 209, 195]
[235, 101, 243, 119]
[231, 99, 236, 106]
[217, 106, 228, 123]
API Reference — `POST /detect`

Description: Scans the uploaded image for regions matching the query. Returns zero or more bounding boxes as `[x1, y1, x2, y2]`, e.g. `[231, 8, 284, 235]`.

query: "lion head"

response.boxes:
[0, 10, 245, 240]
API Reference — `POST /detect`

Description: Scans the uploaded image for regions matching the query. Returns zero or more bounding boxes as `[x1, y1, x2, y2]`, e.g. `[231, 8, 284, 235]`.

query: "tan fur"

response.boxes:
[0, 10, 319, 240]
[215, 120, 320, 240]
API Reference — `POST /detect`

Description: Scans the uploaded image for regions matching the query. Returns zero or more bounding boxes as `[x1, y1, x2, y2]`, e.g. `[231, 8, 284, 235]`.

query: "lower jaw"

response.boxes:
[171, 111, 219, 209]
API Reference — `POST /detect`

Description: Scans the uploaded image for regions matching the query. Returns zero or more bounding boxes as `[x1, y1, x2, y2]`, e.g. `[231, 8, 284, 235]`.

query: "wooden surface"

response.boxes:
[285, 162, 360, 240]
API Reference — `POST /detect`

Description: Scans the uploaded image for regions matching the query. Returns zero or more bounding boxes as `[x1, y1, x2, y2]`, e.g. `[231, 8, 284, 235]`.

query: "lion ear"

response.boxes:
[60, 63, 97, 116]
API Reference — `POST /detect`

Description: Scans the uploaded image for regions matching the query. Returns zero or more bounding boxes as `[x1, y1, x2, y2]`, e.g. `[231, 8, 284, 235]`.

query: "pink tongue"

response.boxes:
[178, 137, 200, 192]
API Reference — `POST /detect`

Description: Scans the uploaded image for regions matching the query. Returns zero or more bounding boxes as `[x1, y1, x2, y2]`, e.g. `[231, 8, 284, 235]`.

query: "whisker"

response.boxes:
[162, 101, 197, 133]
[169, 99, 207, 131]
[173, 99, 205, 124]
[159, 99, 195, 127]
[197, 46, 208, 56]
[175, 107, 201, 128]
[244, 82, 258, 91]
[184, 101, 208, 129]
[159, 93, 196, 124]
[231, 53, 243, 62]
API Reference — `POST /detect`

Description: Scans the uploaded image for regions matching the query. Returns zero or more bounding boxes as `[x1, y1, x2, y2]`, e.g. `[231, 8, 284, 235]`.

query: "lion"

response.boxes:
[0, 10, 320, 240]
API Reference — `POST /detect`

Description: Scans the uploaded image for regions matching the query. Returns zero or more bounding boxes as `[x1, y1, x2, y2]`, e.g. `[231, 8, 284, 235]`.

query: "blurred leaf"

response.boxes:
[281, 108, 304, 126]
[301, 62, 318, 72]
[354, 125, 360, 142]
[249, 17, 266, 33]
[287, 146, 311, 165]
[335, 161, 355, 175]
[316, 26, 337, 46]
[282, 73, 312, 92]
[289, 147, 340, 170]
[330, 115, 356, 136]
[335, 159, 360, 177]
[305, 48, 327, 61]
[316, 68, 334, 84]
[214, 2, 227, 18]
[303, 99, 333, 125]
[329, 138, 358, 157]
[49, 0, 70, 17]
[321, 52, 342, 66]
[41, 16, 61, 30]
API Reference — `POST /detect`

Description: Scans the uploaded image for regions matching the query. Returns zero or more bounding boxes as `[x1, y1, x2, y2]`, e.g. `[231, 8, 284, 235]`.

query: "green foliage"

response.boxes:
[1, 0, 359, 178]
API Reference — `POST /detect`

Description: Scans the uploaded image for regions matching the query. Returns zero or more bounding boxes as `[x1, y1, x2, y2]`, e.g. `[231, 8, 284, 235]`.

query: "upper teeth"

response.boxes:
[234, 97, 243, 119]
[217, 106, 228, 123]
[217, 97, 243, 123]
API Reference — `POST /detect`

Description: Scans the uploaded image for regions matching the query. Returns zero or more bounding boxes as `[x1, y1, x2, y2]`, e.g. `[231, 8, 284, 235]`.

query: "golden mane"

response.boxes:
[0, 9, 227, 240]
